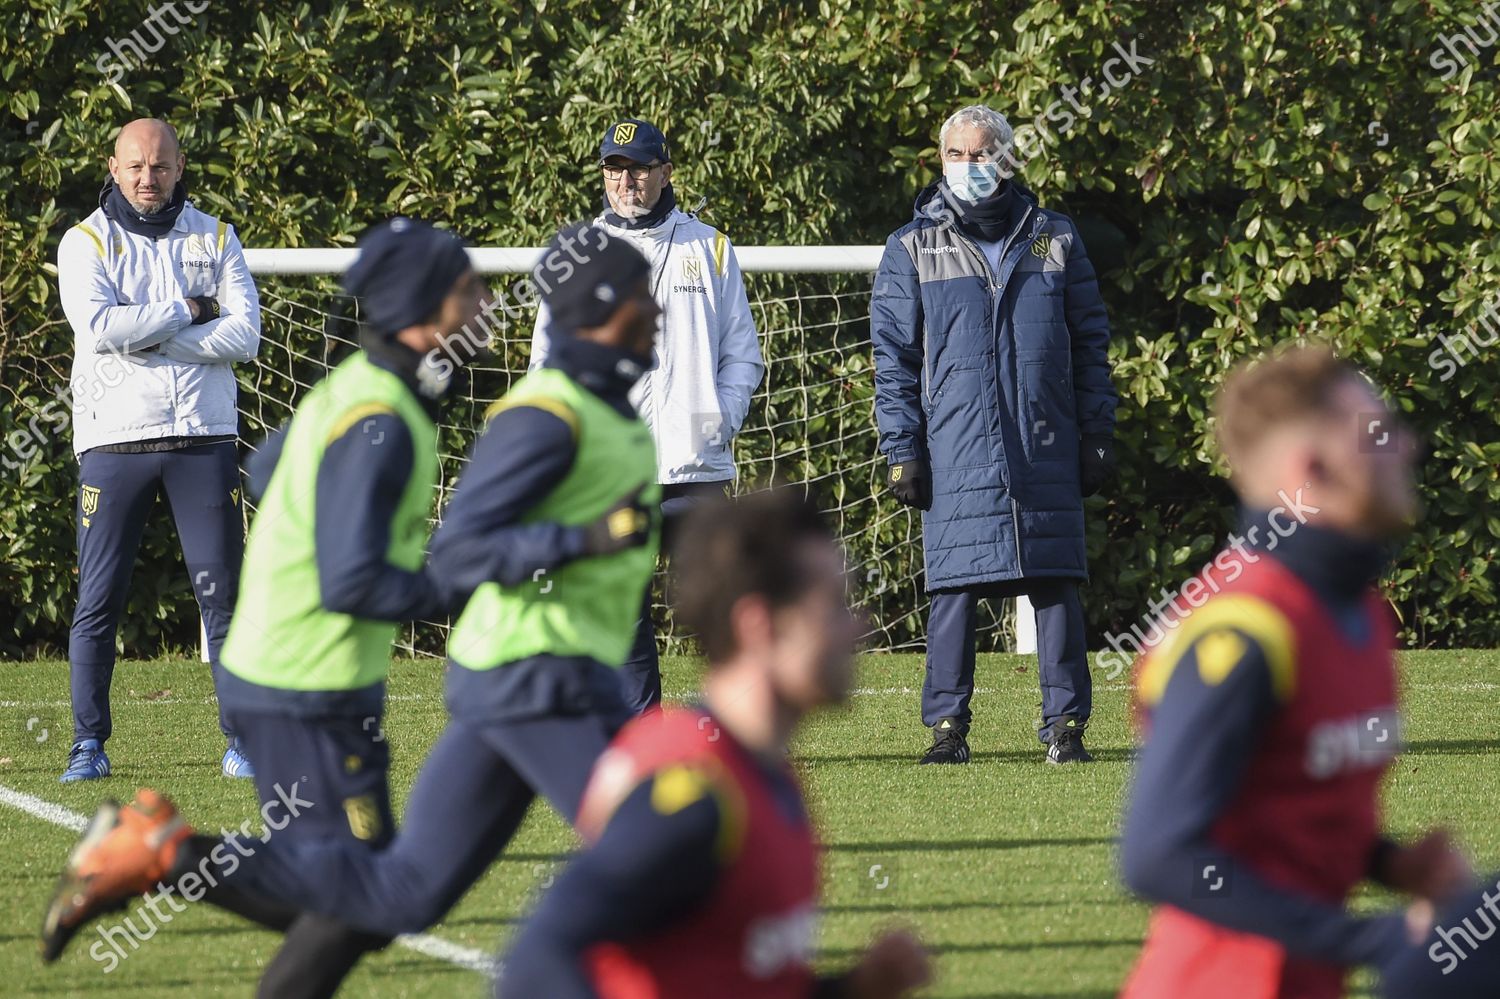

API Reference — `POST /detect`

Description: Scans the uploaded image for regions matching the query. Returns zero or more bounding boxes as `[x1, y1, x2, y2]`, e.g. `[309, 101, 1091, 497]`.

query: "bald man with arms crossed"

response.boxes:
[56, 118, 261, 782]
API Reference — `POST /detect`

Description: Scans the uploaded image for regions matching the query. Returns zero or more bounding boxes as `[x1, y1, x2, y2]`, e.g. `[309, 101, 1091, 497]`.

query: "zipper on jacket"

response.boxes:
[156, 234, 181, 424]
[1011, 495, 1025, 576]
[922, 328, 933, 410]
[949, 227, 999, 302]
[948, 209, 1030, 303]
[943, 211, 1031, 482]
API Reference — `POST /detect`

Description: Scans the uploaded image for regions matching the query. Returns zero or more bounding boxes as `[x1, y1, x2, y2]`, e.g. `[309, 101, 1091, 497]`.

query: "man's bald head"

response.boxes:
[114, 118, 180, 159]
[109, 118, 184, 215]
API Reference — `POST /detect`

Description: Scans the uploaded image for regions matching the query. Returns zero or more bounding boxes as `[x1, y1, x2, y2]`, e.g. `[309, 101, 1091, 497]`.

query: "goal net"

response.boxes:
[241, 246, 1021, 659]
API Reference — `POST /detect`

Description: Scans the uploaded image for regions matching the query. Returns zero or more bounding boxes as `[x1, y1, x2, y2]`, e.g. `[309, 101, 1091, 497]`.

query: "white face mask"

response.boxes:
[943, 160, 1002, 202]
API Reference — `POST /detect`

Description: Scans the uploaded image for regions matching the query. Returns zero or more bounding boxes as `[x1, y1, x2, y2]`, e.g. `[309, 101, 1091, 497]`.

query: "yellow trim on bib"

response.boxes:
[484, 395, 580, 437]
[326, 403, 398, 445]
[1137, 595, 1297, 705]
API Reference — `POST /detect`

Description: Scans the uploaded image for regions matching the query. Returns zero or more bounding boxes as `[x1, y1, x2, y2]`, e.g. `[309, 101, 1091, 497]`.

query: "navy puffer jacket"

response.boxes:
[871, 181, 1116, 590]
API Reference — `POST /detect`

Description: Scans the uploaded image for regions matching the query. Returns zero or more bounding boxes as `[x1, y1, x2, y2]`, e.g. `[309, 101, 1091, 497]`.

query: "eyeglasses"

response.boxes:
[602, 162, 661, 181]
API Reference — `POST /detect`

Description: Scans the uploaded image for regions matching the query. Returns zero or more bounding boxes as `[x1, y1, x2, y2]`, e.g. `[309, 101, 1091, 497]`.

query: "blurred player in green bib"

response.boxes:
[43, 216, 492, 995]
[42, 223, 663, 998]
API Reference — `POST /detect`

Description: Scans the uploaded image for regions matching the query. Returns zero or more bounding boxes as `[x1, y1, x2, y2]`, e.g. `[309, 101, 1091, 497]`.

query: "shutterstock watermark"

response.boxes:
[924, 39, 1154, 231]
[4, 339, 159, 473]
[421, 224, 621, 384]
[1428, 874, 1500, 975]
[95, 2, 210, 83]
[1008, 40, 1155, 172]
[1095, 488, 1321, 679]
[1427, 289, 1500, 383]
[1428, 4, 1500, 81]
[87, 782, 314, 973]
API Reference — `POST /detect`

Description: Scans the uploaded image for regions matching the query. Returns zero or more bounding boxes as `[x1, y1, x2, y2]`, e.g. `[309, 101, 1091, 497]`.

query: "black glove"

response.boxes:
[887, 459, 930, 510]
[1079, 435, 1116, 497]
[582, 485, 654, 556]
[189, 296, 220, 325]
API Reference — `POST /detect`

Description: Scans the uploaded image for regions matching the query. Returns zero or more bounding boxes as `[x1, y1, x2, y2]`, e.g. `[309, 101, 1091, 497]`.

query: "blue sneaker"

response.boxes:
[59, 740, 111, 783]
[221, 742, 255, 779]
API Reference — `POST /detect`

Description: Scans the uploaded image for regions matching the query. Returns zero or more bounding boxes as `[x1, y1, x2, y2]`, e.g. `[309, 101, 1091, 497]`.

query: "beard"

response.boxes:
[127, 190, 168, 214]
[610, 194, 650, 219]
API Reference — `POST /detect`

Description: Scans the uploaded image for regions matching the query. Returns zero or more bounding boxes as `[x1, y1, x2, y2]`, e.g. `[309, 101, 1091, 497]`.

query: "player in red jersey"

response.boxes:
[500, 488, 931, 998]
[1118, 346, 1477, 999]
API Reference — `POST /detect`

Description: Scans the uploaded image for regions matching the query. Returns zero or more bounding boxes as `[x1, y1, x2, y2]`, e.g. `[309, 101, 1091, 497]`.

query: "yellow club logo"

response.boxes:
[612, 122, 638, 145]
[890, 465, 904, 482]
[343, 794, 382, 841]
[80, 485, 101, 516]
[1030, 234, 1052, 259]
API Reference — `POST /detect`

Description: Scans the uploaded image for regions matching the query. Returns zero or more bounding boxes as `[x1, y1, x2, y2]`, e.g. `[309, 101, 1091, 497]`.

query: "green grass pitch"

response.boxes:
[1, 652, 1497, 997]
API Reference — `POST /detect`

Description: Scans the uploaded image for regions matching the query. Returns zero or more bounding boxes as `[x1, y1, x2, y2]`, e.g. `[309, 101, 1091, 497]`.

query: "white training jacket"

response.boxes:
[58, 201, 261, 455]
[529, 207, 764, 485]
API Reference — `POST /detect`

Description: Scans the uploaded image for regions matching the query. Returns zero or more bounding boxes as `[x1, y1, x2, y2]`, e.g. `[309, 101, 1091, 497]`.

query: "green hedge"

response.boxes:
[3, 0, 1497, 657]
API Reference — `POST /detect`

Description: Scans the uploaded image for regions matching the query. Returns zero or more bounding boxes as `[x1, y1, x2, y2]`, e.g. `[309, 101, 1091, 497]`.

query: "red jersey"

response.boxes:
[1123, 552, 1400, 999]
[576, 707, 820, 999]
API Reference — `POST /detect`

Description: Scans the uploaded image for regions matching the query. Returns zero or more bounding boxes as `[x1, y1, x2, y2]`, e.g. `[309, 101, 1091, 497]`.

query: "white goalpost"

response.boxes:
[224, 245, 1032, 660]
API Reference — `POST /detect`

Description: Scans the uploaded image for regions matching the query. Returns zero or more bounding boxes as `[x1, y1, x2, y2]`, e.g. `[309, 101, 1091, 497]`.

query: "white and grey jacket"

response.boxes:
[529, 207, 764, 485]
[57, 201, 261, 455]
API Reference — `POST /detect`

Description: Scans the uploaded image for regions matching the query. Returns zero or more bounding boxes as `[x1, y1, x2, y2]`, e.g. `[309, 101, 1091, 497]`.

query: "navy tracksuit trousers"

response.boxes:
[70, 443, 243, 744]
[205, 657, 631, 938]
[921, 579, 1092, 743]
[226, 708, 395, 849]
[619, 480, 728, 713]
[212, 706, 398, 999]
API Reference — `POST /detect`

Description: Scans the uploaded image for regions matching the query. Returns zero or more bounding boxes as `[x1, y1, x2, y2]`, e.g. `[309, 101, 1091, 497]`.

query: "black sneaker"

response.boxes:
[919, 718, 970, 765]
[1046, 716, 1093, 764]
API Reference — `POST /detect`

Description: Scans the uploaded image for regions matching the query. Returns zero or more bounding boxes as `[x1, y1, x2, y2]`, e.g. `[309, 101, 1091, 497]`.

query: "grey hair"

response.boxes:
[938, 105, 1013, 157]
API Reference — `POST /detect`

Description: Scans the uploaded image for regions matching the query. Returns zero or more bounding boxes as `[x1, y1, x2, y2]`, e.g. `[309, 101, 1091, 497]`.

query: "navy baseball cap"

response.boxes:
[598, 118, 670, 165]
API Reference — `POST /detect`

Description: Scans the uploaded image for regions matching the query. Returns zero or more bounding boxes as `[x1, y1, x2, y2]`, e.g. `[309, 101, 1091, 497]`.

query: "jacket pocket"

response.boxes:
[926, 366, 991, 470]
[1019, 360, 1077, 464]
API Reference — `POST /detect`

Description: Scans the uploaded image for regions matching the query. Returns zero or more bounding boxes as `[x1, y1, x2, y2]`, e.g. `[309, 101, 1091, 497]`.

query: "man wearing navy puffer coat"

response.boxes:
[870, 104, 1118, 766]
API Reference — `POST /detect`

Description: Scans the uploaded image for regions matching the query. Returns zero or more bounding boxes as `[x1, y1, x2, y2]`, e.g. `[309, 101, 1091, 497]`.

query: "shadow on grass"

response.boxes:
[825, 835, 1116, 853]
[797, 748, 1136, 764]
[1400, 737, 1500, 758]
[824, 897, 1136, 915]
[819, 937, 1135, 959]
[20, 972, 253, 994]
[493, 851, 575, 864]
[948, 984, 1116, 990]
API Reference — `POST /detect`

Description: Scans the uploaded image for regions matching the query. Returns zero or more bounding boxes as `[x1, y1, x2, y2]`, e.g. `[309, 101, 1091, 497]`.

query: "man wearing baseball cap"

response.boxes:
[530, 116, 765, 713]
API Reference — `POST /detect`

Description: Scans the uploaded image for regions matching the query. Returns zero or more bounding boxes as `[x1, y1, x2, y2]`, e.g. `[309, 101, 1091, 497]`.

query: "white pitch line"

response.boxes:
[0, 784, 492, 976]
[0, 694, 434, 709]
[0, 784, 88, 832]
[394, 932, 495, 973]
